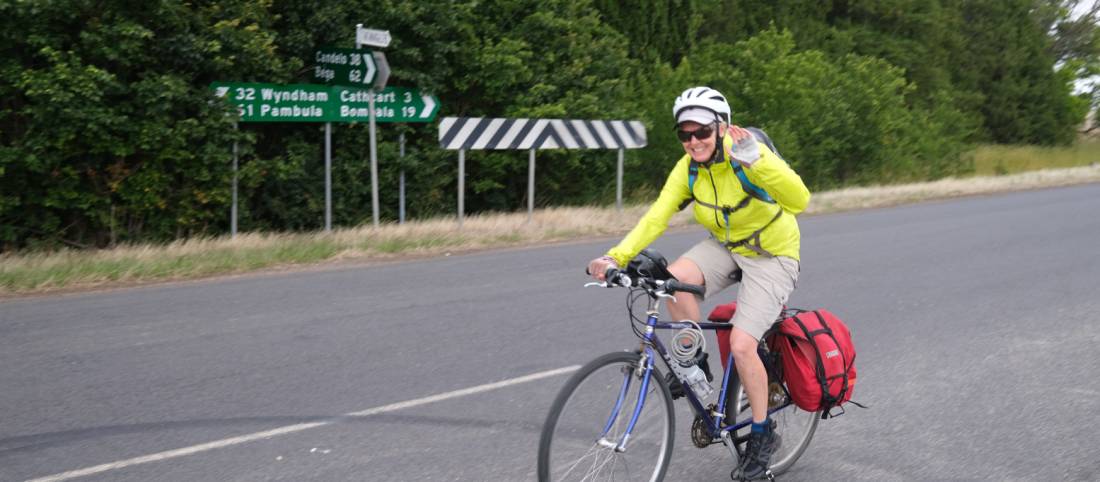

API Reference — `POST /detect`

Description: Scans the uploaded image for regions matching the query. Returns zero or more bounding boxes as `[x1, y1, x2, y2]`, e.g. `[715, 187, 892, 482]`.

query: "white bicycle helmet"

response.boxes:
[672, 86, 731, 125]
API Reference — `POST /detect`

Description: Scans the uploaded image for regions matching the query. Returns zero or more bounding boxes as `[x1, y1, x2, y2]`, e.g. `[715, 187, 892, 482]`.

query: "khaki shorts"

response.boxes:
[681, 237, 800, 340]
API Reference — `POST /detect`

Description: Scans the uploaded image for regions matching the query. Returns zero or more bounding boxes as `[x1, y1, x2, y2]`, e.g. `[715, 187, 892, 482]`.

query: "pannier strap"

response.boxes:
[794, 311, 855, 419]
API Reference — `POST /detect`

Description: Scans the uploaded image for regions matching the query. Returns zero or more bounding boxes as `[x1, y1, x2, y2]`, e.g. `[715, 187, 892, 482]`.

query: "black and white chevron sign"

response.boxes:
[439, 117, 647, 150]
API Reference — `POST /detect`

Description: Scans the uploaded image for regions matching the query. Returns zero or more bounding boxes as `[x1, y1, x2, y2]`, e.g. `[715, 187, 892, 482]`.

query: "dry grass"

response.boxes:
[3, 164, 1099, 297]
[807, 164, 1100, 213]
[971, 140, 1100, 176]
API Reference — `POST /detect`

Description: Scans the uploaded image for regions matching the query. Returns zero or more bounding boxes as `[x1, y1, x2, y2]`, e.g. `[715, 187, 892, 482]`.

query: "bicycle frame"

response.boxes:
[599, 305, 795, 452]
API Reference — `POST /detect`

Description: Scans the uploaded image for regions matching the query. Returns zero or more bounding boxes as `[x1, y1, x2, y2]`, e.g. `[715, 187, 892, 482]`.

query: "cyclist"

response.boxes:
[587, 86, 810, 480]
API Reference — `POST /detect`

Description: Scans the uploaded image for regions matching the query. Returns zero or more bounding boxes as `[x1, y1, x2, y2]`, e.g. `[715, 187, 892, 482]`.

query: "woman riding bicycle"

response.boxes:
[586, 86, 810, 480]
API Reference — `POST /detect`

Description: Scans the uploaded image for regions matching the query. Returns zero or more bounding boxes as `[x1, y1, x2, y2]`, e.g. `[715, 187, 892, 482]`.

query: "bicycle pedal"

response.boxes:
[765, 470, 775, 481]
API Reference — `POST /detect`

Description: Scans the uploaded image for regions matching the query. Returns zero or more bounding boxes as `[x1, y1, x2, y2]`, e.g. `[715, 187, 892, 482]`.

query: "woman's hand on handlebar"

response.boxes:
[586, 256, 618, 281]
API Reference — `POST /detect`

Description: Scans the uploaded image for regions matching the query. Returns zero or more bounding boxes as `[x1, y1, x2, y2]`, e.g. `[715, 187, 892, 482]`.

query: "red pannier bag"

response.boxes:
[707, 303, 858, 418]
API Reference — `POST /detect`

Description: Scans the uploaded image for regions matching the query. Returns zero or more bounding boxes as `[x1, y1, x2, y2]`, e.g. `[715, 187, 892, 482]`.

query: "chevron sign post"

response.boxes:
[439, 117, 647, 225]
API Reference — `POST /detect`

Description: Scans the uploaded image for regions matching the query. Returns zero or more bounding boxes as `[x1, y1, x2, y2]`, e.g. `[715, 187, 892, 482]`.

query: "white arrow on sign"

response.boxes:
[362, 53, 376, 85]
[357, 27, 391, 48]
[420, 95, 436, 119]
[372, 51, 390, 90]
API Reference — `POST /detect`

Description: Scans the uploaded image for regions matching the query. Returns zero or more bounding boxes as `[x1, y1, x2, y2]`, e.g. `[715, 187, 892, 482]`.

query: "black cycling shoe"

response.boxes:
[732, 421, 781, 481]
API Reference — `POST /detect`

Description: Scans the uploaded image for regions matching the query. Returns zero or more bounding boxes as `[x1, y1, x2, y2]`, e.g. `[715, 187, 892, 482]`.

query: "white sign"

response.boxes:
[357, 27, 391, 48]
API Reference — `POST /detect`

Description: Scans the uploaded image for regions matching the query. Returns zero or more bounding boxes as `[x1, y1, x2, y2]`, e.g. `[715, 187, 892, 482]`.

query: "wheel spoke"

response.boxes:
[539, 352, 674, 481]
[724, 378, 819, 475]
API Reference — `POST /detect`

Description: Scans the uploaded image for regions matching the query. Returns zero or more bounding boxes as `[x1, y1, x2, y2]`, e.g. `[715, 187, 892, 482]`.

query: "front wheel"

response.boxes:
[538, 351, 675, 482]
[724, 377, 819, 475]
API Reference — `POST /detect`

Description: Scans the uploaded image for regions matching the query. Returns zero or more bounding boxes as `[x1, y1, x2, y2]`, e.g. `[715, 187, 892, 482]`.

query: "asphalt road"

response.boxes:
[2, 184, 1099, 481]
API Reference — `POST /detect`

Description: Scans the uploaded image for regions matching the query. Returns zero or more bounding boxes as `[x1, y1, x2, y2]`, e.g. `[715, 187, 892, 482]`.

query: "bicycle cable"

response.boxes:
[626, 288, 649, 339]
[670, 320, 706, 364]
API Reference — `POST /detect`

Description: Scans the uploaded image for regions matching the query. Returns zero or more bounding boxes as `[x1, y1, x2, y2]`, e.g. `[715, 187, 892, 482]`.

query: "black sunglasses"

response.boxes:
[675, 124, 716, 142]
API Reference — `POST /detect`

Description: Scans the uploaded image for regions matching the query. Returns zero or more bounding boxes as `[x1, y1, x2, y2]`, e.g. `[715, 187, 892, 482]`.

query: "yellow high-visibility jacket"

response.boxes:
[606, 136, 810, 266]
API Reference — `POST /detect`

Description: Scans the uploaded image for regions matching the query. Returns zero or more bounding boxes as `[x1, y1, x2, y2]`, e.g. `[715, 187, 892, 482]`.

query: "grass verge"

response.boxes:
[3, 163, 1100, 298]
[971, 140, 1100, 175]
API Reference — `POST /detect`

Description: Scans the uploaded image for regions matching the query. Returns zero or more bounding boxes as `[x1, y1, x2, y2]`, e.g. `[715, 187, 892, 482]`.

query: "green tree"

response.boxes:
[951, 0, 1082, 144]
[631, 29, 969, 191]
[0, 0, 290, 248]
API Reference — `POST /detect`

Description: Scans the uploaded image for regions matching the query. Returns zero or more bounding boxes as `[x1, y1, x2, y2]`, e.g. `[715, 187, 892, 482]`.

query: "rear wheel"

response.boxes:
[538, 351, 675, 481]
[723, 376, 818, 475]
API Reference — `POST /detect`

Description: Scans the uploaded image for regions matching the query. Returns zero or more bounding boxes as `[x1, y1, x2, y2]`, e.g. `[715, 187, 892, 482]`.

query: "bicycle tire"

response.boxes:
[723, 375, 819, 475]
[538, 351, 675, 482]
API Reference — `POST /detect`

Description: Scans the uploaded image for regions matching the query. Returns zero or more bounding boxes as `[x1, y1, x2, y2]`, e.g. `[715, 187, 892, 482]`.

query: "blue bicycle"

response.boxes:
[537, 250, 819, 481]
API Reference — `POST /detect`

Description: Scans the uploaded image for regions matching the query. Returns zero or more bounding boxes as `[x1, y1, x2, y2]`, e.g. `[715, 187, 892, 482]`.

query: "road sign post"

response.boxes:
[232, 122, 238, 237]
[369, 89, 379, 227]
[528, 148, 536, 223]
[325, 122, 333, 232]
[354, 33, 383, 227]
[399, 133, 406, 224]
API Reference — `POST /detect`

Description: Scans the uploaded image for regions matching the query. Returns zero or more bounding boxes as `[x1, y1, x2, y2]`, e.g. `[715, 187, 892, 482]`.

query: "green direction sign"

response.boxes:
[212, 83, 440, 123]
[334, 86, 440, 123]
[313, 47, 376, 87]
[212, 82, 338, 122]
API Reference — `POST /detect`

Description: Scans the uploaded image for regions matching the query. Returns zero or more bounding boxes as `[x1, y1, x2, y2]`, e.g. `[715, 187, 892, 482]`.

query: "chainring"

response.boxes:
[691, 414, 714, 448]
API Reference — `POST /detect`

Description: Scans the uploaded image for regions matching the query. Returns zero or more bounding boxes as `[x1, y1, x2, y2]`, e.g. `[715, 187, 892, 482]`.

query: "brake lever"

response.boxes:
[655, 290, 677, 302]
[584, 272, 632, 289]
[652, 280, 677, 302]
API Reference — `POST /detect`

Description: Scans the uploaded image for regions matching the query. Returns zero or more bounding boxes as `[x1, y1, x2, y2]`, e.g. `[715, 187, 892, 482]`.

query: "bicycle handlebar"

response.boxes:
[665, 279, 706, 297]
[588, 267, 705, 297]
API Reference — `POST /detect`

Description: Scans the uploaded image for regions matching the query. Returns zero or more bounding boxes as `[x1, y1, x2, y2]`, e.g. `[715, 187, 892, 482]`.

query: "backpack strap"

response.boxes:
[736, 128, 777, 204]
[679, 161, 702, 211]
[722, 208, 782, 257]
[733, 163, 775, 204]
[682, 167, 783, 256]
[679, 128, 785, 255]
[684, 128, 778, 206]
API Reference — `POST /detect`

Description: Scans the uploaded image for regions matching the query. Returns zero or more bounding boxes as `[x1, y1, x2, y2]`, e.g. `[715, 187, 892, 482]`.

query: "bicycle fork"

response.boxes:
[596, 348, 655, 452]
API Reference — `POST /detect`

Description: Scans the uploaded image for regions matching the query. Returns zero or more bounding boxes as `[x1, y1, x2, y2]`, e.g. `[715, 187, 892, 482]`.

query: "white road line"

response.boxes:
[26, 365, 580, 482]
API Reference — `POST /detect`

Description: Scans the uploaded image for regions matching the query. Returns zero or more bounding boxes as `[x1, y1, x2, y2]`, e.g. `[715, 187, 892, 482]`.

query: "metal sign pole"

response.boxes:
[528, 148, 535, 223]
[617, 147, 624, 212]
[358, 27, 381, 228]
[458, 148, 465, 227]
[399, 132, 406, 224]
[369, 91, 379, 227]
[325, 122, 332, 232]
[232, 121, 238, 238]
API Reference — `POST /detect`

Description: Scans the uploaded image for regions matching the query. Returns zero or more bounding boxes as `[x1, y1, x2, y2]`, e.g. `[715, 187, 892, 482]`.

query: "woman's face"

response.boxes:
[677, 121, 718, 163]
